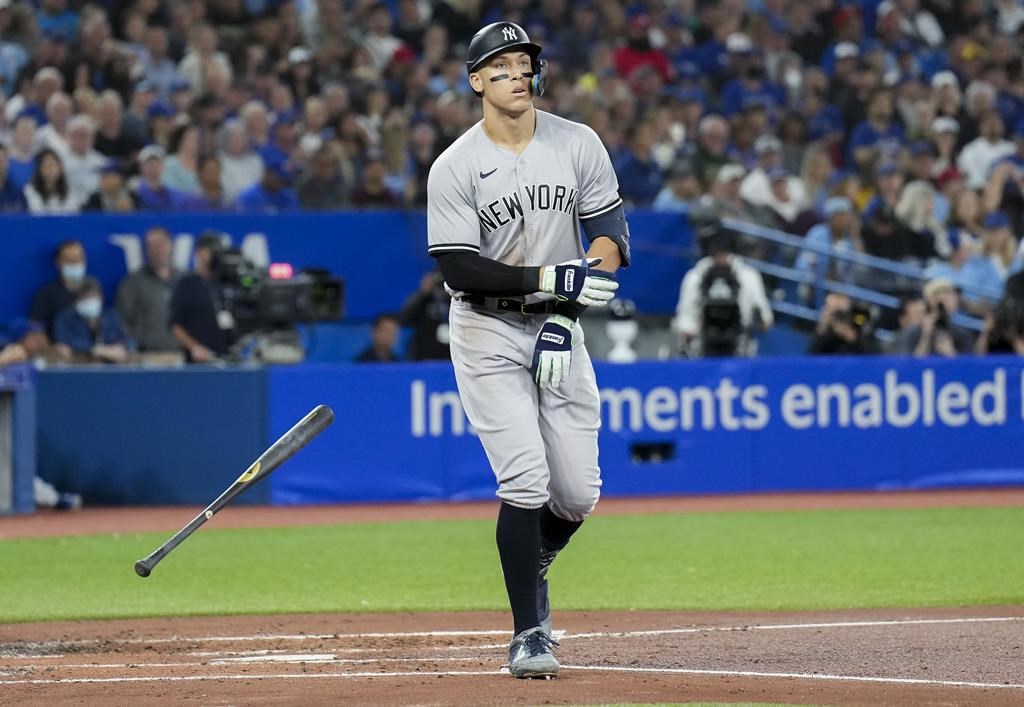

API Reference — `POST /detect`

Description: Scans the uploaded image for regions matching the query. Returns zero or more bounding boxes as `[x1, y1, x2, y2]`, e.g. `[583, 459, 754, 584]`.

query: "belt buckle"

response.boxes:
[520, 301, 529, 315]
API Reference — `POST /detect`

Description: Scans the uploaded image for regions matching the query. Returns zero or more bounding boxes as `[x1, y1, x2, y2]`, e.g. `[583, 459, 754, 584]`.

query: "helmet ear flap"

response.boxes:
[531, 58, 548, 97]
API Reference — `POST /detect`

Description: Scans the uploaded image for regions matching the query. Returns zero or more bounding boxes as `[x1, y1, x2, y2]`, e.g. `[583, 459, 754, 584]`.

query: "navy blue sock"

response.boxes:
[495, 502, 543, 635]
[540, 505, 583, 552]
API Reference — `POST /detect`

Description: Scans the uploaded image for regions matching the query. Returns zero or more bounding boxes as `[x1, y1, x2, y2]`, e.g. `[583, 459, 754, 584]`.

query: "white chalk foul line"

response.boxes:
[38, 616, 1023, 649]
[58, 628, 512, 647]
[563, 616, 1024, 640]
[7, 656, 488, 670]
[0, 670, 504, 685]
[563, 665, 1024, 690]
[1, 665, 1022, 689]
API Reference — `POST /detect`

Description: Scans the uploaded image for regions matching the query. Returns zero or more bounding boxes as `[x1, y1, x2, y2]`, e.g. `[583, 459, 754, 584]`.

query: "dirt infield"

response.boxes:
[2, 490, 1023, 705]
[1, 608, 1022, 705]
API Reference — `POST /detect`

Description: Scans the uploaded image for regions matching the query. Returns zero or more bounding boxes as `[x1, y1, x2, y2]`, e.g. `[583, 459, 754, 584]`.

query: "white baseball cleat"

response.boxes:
[507, 626, 560, 678]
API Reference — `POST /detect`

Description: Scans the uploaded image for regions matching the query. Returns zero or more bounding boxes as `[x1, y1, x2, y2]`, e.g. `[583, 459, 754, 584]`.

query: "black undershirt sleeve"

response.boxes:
[435, 252, 541, 297]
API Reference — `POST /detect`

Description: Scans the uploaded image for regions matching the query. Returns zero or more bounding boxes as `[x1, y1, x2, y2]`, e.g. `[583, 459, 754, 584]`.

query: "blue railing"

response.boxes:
[721, 217, 1002, 333]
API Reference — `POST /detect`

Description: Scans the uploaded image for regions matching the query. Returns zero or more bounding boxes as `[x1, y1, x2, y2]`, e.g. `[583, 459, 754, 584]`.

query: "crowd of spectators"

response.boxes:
[2, 0, 1024, 359]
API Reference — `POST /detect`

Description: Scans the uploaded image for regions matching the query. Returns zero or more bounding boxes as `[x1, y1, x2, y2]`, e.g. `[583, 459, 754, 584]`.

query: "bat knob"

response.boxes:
[134, 560, 152, 578]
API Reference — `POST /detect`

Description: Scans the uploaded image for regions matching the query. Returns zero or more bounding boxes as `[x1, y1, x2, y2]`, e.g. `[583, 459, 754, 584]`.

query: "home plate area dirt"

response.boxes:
[1, 606, 1022, 705]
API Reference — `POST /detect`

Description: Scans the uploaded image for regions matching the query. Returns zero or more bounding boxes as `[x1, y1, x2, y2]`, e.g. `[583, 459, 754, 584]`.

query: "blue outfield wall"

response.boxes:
[33, 357, 1024, 506]
[35, 367, 269, 505]
[0, 210, 691, 325]
[267, 356, 1024, 504]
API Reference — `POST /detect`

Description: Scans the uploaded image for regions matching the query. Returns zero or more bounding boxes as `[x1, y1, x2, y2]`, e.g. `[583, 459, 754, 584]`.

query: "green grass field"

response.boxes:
[2, 506, 1023, 623]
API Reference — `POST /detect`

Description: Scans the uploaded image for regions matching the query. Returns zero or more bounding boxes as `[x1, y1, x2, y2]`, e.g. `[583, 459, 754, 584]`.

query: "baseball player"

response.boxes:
[426, 22, 631, 678]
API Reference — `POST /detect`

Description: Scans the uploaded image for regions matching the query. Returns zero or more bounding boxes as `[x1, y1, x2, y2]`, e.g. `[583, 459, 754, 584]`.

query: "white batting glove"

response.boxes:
[539, 257, 618, 307]
[530, 314, 577, 389]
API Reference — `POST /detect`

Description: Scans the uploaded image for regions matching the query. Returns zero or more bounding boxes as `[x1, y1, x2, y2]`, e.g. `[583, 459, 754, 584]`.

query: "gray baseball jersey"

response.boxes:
[426, 110, 624, 517]
[428, 110, 623, 300]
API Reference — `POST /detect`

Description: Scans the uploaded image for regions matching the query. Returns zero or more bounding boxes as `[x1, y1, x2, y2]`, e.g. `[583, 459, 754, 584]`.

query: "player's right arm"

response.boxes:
[427, 159, 539, 295]
[427, 160, 616, 304]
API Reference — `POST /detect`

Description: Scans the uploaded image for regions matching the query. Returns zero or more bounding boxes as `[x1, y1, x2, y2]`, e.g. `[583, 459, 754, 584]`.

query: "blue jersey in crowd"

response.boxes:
[52, 308, 131, 354]
[847, 121, 905, 165]
[235, 184, 300, 212]
[135, 182, 191, 211]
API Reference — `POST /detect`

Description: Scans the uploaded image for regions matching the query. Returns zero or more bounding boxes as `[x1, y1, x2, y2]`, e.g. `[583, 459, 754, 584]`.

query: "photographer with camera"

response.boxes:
[169, 233, 235, 363]
[977, 270, 1024, 354]
[672, 230, 773, 358]
[807, 293, 879, 355]
[889, 278, 975, 357]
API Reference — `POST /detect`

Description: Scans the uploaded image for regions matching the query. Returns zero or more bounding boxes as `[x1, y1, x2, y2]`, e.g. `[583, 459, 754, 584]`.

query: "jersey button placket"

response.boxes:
[517, 157, 535, 264]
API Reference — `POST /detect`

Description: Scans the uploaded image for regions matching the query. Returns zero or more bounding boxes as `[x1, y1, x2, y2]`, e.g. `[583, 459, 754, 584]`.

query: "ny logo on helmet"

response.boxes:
[502, 26, 518, 41]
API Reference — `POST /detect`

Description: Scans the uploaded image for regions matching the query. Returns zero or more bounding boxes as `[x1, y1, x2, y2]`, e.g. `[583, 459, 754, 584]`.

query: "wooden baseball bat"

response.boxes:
[134, 404, 334, 577]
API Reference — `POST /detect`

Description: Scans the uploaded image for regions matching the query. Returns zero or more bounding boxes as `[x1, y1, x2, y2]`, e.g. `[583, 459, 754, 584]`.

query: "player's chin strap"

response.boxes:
[487, 59, 548, 97]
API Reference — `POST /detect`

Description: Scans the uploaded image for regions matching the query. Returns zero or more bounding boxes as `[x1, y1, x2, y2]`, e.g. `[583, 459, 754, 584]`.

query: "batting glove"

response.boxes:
[539, 257, 618, 307]
[531, 314, 577, 390]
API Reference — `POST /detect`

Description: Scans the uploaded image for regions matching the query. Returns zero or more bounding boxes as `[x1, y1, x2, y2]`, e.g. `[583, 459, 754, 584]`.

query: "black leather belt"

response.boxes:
[460, 295, 557, 315]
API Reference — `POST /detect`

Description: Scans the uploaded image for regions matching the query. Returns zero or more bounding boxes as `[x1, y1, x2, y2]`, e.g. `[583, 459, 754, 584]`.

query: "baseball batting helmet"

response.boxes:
[465, 22, 547, 96]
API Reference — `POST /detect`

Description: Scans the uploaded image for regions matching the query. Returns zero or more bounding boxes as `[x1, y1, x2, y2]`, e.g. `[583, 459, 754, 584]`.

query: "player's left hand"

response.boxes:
[530, 314, 576, 389]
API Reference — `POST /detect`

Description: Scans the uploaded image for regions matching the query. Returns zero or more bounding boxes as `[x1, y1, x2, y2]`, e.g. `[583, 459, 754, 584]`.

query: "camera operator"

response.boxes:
[399, 269, 451, 361]
[672, 230, 773, 357]
[808, 293, 879, 355]
[169, 233, 235, 362]
[889, 277, 975, 357]
[977, 299, 1024, 354]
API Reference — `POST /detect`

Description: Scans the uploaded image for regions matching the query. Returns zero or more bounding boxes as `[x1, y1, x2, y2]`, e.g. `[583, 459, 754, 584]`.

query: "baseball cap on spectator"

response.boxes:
[726, 33, 754, 54]
[742, 94, 772, 112]
[138, 144, 166, 164]
[94, 159, 121, 175]
[824, 195, 853, 217]
[754, 134, 782, 155]
[392, 45, 416, 65]
[675, 86, 705, 104]
[832, 6, 859, 31]
[930, 116, 959, 135]
[930, 71, 959, 90]
[147, 102, 174, 119]
[6, 318, 43, 341]
[274, 110, 299, 126]
[876, 161, 901, 178]
[984, 211, 1011, 229]
[629, 14, 652, 31]
[716, 163, 746, 183]
[767, 166, 789, 182]
[923, 277, 956, 299]
[910, 140, 936, 157]
[263, 153, 292, 181]
[835, 42, 860, 60]
[288, 46, 313, 65]
[935, 166, 965, 188]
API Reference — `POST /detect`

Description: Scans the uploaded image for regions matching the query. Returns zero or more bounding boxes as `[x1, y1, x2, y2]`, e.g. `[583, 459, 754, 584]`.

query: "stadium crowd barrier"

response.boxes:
[0, 211, 693, 324]
[25, 356, 1024, 507]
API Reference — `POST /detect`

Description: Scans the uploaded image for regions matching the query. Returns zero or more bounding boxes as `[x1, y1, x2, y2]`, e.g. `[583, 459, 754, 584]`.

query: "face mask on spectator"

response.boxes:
[76, 297, 102, 319]
[62, 263, 86, 282]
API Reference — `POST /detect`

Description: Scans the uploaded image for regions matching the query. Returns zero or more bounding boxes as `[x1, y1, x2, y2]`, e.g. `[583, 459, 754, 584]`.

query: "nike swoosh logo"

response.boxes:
[480, 168, 497, 179]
